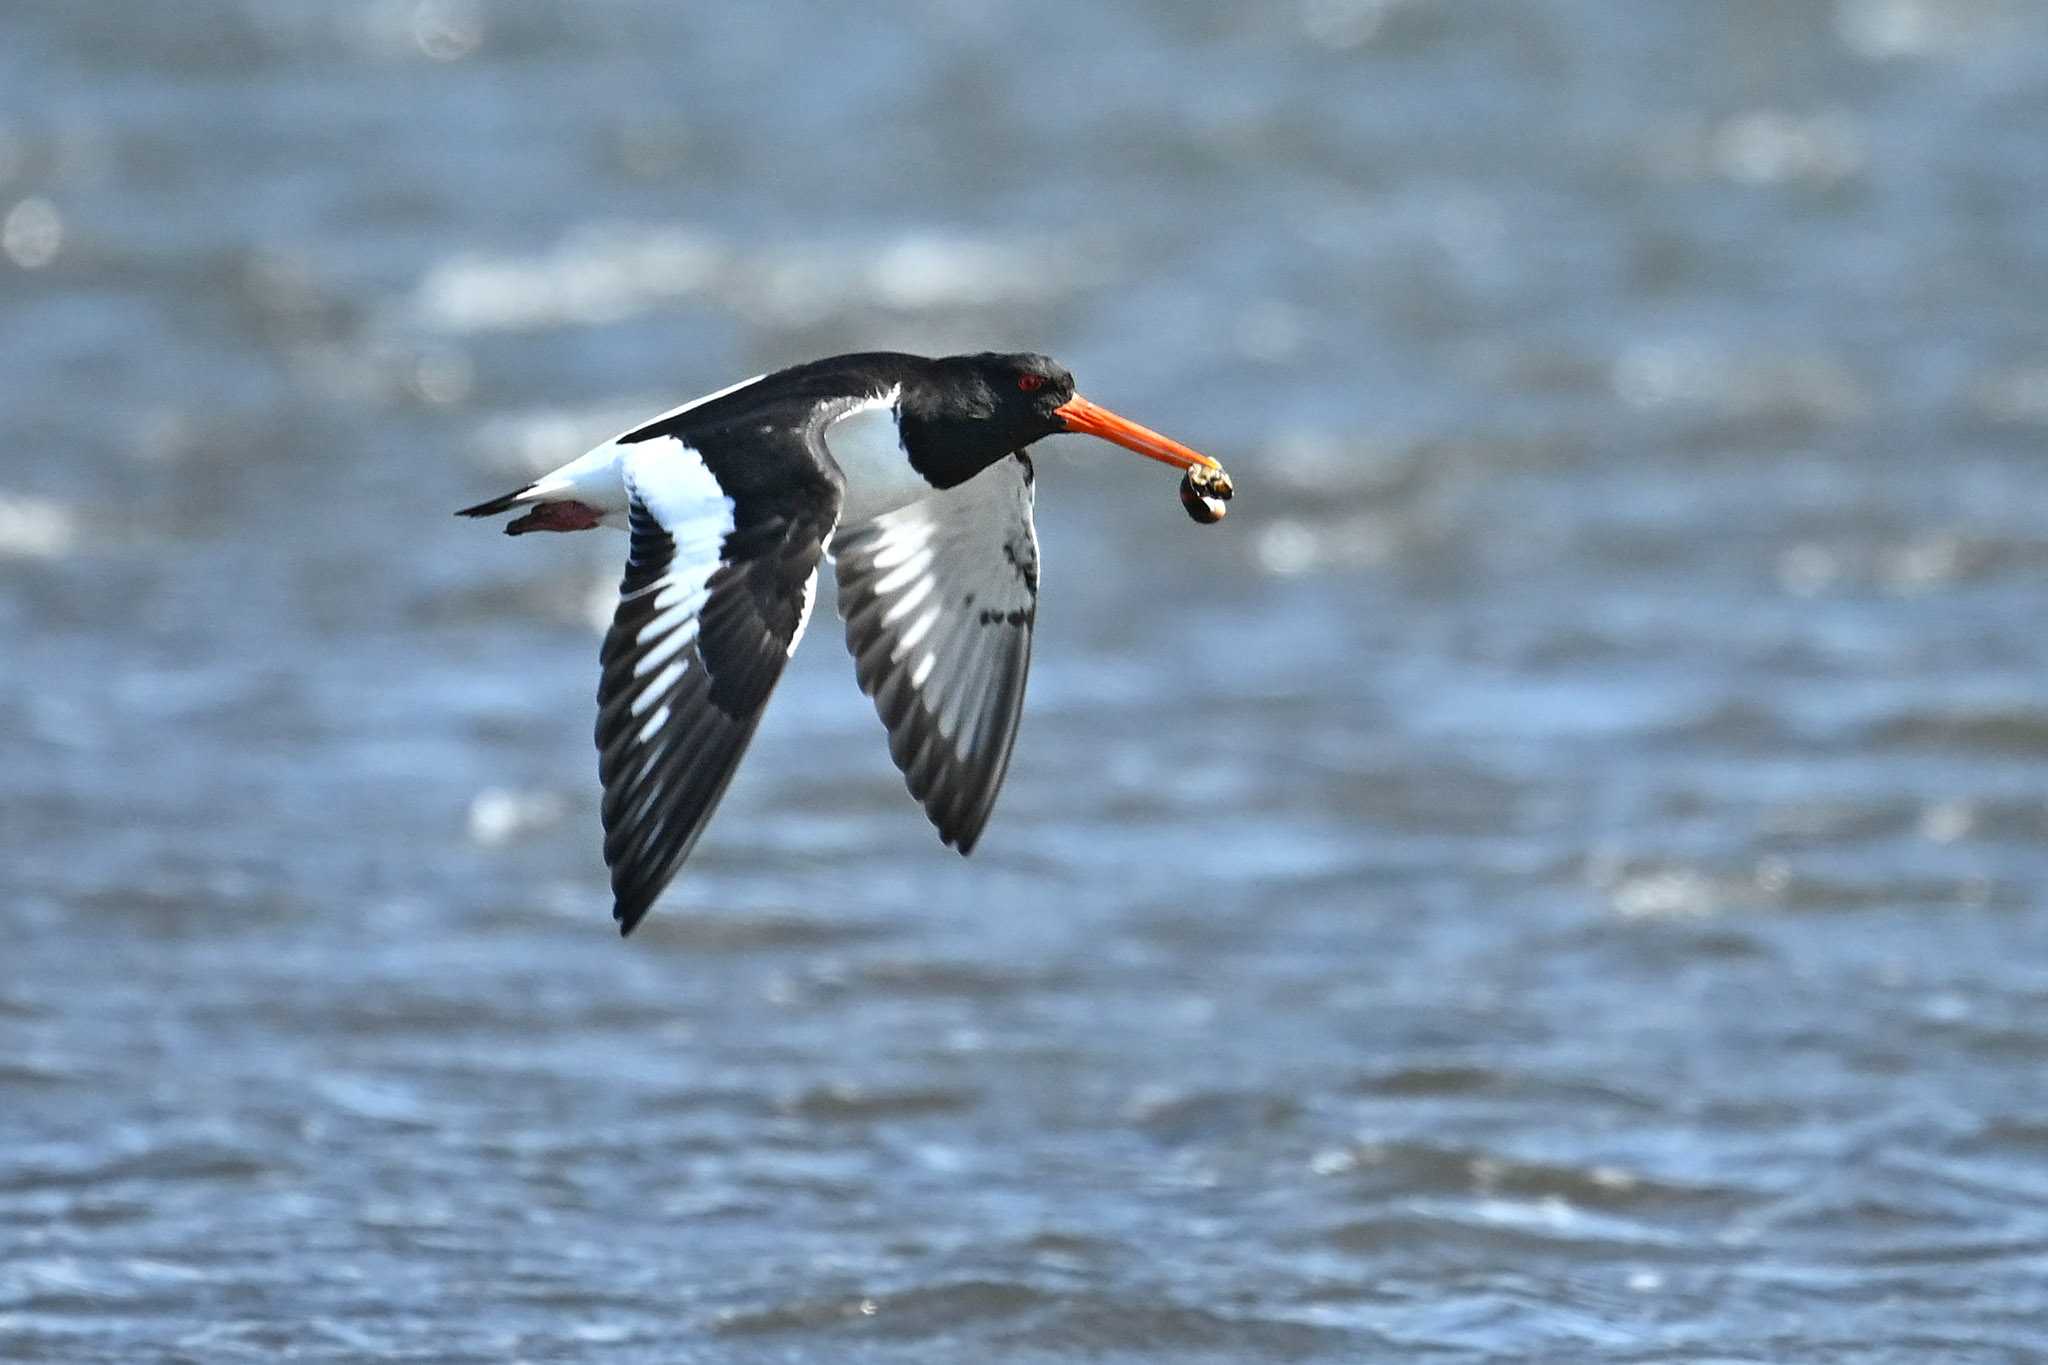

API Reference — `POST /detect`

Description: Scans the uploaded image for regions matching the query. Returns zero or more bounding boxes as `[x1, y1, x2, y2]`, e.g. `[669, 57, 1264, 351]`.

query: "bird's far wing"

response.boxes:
[830, 454, 1037, 854]
[597, 438, 839, 934]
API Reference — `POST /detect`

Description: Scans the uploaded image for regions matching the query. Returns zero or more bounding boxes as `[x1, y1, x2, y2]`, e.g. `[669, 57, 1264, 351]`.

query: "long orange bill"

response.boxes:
[1053, 396, 1220, 471]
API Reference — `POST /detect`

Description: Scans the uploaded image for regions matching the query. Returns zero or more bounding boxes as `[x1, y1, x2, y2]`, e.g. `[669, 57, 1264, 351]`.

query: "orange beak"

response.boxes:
[1053, 396, 1220, 471]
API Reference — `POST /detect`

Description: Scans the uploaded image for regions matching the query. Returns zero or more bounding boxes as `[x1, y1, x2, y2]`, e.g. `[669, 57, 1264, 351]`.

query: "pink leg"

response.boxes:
[506, 501, 604, 535]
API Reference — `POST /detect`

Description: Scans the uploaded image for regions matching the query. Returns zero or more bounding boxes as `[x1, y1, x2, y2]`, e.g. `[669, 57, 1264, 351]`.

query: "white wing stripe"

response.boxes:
[873, 547, 935, 597]
[880, 570, 936, 625]
[628, 437, 734, 538]
[631, 660, 686, 713]
[652, 580, 709, 613]
[788, 574, 817, 659]
[867, 528, 930, 570]
[632, 618, 699, 677]
[896, 603, 942, 652]
[637, 704, 671, 744]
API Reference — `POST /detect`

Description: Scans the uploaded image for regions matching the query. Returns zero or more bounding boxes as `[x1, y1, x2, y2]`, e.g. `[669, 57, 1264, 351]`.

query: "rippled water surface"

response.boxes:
[6, 2, 2048, 1360]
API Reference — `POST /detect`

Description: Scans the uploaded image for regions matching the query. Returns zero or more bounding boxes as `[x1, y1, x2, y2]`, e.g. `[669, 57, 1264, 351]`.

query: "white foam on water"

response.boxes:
[0, 492, 76, 559]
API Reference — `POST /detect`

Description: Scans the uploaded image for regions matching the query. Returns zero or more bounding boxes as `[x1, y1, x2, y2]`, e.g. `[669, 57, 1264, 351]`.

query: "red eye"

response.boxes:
[1017, 373, 1044, 393]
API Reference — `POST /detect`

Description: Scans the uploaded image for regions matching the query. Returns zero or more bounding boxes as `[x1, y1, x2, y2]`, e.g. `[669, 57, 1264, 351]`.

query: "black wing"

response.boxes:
[597, 440, 839, 935]
[830, 454, 1037, 853]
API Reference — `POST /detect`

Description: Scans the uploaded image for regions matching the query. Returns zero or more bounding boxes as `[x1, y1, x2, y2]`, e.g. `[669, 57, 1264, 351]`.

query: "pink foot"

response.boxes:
[507, 501, 603, 535]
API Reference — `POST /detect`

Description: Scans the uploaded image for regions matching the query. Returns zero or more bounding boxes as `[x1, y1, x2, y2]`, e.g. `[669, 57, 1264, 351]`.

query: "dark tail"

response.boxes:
[455, 487, 530, 519]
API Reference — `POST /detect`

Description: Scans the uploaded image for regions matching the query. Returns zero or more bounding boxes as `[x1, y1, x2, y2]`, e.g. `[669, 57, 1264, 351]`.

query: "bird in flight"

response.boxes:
[458, 351, 1229, 935]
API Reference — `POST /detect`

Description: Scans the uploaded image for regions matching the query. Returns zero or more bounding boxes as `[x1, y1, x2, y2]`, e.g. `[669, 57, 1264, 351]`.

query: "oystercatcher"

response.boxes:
[458, 351, 1224, 935]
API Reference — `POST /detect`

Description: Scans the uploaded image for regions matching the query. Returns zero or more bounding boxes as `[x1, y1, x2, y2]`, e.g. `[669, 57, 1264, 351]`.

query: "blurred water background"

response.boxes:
[5, 1, 2048, 1360]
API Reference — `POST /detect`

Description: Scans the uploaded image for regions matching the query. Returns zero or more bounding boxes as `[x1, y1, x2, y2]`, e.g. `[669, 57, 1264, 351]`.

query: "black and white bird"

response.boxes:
[458, 351, 1222, 935]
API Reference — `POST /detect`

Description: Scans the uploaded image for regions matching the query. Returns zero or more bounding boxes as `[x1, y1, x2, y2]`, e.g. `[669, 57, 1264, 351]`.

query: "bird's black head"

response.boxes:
[897, 352, 1077, 488]
[896, 349, 1221, 491]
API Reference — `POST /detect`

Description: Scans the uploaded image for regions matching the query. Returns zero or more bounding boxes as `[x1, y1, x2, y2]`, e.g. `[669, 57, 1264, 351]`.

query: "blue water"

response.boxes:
[5, 2, 2048, 1360]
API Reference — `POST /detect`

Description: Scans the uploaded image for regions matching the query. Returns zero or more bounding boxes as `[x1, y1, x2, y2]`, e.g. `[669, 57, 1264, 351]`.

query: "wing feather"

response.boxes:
[595, 443, 838, 934]
[830, 455, 1037, 853]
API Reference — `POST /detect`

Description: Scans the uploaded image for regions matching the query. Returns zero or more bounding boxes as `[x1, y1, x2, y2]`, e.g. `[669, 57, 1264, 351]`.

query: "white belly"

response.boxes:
[827, 389, 935, 526]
